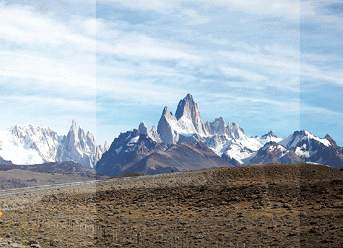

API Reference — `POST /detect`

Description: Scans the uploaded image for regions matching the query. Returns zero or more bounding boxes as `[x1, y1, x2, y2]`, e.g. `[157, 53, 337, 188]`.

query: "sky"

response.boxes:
[0, 0, 342, 146]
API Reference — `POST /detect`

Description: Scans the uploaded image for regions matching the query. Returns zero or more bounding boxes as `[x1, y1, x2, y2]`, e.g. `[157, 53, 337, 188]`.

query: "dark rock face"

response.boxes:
[130, 141, 233, 175]
[157, 94, 208, 145]
[221, 153, 240, 167]
[309, 144, 343, 170]
[0, 156, 12, 165]
[280, 130, 343, 169]
[325, 134, 339, 148]
[205, 117, 226, 135]
[138, 122, 149, 136]
[261, 131, 277, 139]
[250, 142, 304, 165]
[95, 130, 169, 176]
[95, 132, 233, 176]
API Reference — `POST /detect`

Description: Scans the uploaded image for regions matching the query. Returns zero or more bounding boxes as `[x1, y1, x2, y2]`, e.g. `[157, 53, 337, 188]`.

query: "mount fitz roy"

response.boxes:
[97, 94, 343, 176]
[1, 94, 342, 175]
[0, 119, 107, 168]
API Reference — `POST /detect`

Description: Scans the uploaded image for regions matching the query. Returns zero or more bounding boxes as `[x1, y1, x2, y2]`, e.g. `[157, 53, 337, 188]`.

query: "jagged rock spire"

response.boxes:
[138, 122, 149, 136]
[157, 106, 177, 144]
[174, 94, 206, 135]
[56, 119, 103, 168]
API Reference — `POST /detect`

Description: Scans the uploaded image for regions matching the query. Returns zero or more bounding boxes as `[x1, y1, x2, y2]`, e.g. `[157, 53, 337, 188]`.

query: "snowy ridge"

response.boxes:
[147, 94, 341, 168]
[11, 124, 62, 163]
[280, 130, 331, 150]
[0, 129, 44, 165]
[214, 135, 283, 165]
[249, 141, 304, 165]
[279, 130, 331, 159]
[152, 94, 288, 165]
[0, 120, 106, 168]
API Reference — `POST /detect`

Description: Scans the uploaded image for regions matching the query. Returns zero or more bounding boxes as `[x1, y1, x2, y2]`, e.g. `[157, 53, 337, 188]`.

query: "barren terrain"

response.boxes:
[0, 169, 94, 190]
[0, 164, 342, 247]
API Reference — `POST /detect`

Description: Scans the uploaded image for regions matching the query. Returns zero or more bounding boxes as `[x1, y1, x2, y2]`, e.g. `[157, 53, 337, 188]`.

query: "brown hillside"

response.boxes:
[128, 141, 233, 174]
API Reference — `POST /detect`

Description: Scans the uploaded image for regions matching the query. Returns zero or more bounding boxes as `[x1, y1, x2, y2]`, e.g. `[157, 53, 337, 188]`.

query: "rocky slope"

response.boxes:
[279, 131, 343, 169]
[249, 141, 305, 165]
[96, 129, 169, 176]
[128, 141, 233, 175]
[96, 123, 234, 176]
[0, 156, 12, 165]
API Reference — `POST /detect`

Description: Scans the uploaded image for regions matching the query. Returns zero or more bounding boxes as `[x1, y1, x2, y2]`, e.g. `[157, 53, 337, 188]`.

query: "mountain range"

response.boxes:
[1, 94, 342, 176]
[0, 119, 107, 168]
[97, 94, 343, 176]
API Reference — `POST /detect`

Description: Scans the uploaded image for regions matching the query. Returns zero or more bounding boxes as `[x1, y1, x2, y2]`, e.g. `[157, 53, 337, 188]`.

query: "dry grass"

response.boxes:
[0, 164, 342, 247]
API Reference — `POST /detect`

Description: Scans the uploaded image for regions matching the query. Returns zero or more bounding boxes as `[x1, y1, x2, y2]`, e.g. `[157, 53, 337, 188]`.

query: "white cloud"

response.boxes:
[217, 49, 343, 86]
[216, 0, 301, 20]
[219, 65, 266, 82]
[98, 0, 179, 13]
[97, 78, 184, 106]
[181, 8, 211, 25]
[0, 95, 96, 113]
[0, 3, 97, 95]
[103, 0, 301, 19]
[212, 94, 299, 111]
[1, 0, 342, 145]
[301, 104, 343, 117]
[97, 32, 199, 60]
[0, 4, 96, 49]
[0, 50, 96, 91]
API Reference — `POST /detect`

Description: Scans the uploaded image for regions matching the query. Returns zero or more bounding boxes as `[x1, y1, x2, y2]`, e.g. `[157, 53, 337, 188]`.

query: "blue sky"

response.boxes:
[0, 0, 342, 146]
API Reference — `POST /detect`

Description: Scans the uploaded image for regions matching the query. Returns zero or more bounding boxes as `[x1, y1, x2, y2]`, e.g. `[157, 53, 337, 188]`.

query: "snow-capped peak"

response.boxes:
[0, 119, 104, 168]
[279, 130, 331, 149]
[261, 131, 277, 139]
[9, 124, 61, 164]
[138, 122, 161, 142]
[157, 94, 207, 144]
[175, 93, 196, 120]
[278, 130, 332, 160]
[249, 141, 304, 165]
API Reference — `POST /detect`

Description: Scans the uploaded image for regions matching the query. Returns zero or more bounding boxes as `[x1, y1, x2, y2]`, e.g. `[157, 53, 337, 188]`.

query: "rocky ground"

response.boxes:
[0, 163, 342, 247]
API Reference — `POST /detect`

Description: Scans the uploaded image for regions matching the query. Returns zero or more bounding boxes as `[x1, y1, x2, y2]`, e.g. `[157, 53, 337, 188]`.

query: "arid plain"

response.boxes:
[0, 163, 342, 247]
